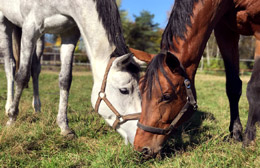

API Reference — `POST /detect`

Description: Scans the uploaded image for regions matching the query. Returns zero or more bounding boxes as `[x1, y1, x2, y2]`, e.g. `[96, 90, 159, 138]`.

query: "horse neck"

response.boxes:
[63, 0, 116, 82]
[169, 0, 230, 80]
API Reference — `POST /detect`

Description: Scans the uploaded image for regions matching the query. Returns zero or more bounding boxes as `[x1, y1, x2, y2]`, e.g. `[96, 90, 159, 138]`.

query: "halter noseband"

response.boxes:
[137, 53, 198, 135]
[95, 54, 141, 130]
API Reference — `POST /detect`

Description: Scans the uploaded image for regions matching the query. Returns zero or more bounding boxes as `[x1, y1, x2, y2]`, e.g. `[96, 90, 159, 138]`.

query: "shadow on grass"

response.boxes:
[160, 110, 216, 158]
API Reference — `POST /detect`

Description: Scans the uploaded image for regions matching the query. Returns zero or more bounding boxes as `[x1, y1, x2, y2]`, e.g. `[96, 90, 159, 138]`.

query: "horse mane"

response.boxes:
[94, 0, 129, 57]
[142, 0, 200, 97]
[161, 0, 199, 51]
[141, 53, 175, 99]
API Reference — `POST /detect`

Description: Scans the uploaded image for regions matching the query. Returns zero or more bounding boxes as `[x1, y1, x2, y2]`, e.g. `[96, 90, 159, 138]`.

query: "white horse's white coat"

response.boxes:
[0, 0, 141, 144]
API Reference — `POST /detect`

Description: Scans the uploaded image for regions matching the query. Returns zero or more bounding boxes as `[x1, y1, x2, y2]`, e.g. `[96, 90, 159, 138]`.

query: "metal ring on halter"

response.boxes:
[99, 92, 106, 99]
[118, 116, 124, 123]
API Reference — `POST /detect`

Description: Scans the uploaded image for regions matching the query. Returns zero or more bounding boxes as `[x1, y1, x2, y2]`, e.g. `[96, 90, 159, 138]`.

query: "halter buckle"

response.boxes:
[184, 79, 191, 89]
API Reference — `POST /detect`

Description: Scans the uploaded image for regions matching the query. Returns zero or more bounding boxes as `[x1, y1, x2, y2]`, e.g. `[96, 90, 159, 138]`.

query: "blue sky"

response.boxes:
[120, 0, 174, 28]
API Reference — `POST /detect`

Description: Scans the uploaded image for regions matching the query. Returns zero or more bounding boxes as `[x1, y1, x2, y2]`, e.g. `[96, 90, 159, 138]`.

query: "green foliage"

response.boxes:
[199, 57, 254, 72]
[116, 0, 122, 7]
[239, 36, 255, 59]
[0, 67, 260, 167]
[199, 58, 224, 70]
[203, 33, 255, 71]
[45, 6, 162, 55]
[121, 10, 162, 54]
[74, 54, 89, 63]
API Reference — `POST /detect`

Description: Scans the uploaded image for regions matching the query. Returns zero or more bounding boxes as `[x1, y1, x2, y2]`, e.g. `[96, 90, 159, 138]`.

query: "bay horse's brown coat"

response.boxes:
[132, 0, 260, 156]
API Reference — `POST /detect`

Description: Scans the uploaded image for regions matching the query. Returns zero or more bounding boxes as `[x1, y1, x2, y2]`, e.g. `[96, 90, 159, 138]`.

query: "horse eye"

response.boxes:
[119, 88, 129, 95]
[161, 94, 172, 102]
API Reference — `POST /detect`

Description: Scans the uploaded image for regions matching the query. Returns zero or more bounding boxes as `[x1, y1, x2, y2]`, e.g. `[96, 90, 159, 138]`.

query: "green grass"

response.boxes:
[0, 68, 259, 167]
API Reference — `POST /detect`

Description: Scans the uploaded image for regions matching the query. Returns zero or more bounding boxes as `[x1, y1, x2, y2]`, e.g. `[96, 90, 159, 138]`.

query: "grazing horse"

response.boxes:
[132, 0, 260, 156]
[0, 0, 141, 144]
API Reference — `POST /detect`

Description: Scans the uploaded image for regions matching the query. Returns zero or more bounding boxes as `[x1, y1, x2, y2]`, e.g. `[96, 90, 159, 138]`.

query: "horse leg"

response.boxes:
[12, 25, 43, 113]
[57, 27, 80, 137]
[6, 18, 41, 126]
[243, 39, 260, 146]
[0, 14, 16, 115]
[31, 36, 44, 113]
[214, 21, 243, 141]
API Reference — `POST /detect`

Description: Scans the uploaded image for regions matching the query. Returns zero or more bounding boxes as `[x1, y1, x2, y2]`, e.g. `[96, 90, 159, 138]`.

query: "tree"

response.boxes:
[116, 0, 122, 6]
[124, 11, 162, 54]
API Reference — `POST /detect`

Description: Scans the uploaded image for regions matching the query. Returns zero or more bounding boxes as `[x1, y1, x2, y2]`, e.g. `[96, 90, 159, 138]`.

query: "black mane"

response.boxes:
[161, 0, 199, 51]
[141, 53, 175, 99]
[94, 0, 129, 57]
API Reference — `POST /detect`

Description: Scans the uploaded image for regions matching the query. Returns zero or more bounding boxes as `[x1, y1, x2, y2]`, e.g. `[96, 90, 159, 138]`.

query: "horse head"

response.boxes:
[92, 52, 142, 144]
[131, 50, 197, 157]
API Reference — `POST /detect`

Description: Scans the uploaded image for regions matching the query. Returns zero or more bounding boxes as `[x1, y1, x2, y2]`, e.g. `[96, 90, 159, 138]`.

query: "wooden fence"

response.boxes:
[0, 52, 90, 66]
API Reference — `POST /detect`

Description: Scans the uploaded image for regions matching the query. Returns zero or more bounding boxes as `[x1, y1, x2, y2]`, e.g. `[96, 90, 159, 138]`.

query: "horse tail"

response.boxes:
[12, 26, 22, 73]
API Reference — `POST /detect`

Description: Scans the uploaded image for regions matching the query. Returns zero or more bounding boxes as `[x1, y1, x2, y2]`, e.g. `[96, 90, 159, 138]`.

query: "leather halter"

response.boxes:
[95, 55, 141, 130]
[137, 54, 198, 135]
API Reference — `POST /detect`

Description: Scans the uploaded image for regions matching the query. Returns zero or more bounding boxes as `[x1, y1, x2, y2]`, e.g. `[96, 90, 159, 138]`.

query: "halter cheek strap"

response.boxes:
[95, 56, 141, 130]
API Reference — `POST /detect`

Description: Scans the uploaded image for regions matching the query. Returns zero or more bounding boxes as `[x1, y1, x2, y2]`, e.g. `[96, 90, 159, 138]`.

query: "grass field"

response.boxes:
[0, 68, 259, 167]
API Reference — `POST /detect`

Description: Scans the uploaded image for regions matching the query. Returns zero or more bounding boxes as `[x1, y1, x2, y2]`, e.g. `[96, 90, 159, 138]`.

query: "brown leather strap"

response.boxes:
[122, 113, 141, 120]
[102, 96, 122, 118]
[95, 57, 116, 113]
[113, 113, 141, 129]
[95, 96, 102, 113]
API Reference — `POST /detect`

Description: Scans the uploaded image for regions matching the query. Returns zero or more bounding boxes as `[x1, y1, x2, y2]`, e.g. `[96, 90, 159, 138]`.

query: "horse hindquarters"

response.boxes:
[214, 20, 243, 141]
[244, 40, 260, 146]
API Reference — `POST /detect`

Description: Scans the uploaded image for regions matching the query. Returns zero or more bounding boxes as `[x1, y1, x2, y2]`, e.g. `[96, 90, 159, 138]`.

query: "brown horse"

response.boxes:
[131, 0, 260, 157]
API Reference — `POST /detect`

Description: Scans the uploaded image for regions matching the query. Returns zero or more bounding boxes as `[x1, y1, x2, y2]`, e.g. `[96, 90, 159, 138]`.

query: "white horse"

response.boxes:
[0, 0, 141, 144]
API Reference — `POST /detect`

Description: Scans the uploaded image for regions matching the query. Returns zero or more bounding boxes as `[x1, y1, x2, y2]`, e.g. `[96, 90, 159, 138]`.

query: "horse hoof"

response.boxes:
[61, 129, 76, 139]
[243, 138, 255, 148]
[232, 121, 243, 142]
[32, 99, 41, 113]
[243, 127, 256, 147]
[232, 131, 243, 142]
[33, 107, 41, 113]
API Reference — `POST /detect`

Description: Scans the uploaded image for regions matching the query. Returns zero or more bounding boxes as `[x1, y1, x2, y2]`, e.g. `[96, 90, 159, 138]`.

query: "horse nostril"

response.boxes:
[142, 147, 151, 156]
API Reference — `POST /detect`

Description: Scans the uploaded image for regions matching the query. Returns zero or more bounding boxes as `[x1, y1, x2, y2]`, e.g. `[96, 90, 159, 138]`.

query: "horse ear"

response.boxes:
[130, 48, 154, 63]
[113, 53, 132, 69]
[165, 51, 180, 71]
